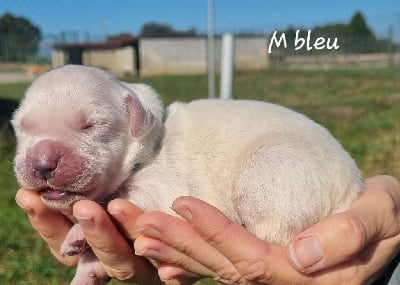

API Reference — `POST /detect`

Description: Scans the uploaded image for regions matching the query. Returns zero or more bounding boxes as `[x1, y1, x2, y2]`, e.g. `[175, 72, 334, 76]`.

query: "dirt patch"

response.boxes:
[326, 106, 363, 118]
[0, 72, 31, 83]
[0, 63, 50, 83]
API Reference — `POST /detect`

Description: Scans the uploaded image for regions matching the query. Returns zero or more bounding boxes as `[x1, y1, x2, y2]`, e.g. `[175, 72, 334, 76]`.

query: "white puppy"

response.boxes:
[12, 65, 363, 285]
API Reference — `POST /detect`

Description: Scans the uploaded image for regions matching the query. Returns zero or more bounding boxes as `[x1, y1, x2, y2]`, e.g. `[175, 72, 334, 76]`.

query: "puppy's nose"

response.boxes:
[31, 139, 63, 180]
[32, 158, 58, 180]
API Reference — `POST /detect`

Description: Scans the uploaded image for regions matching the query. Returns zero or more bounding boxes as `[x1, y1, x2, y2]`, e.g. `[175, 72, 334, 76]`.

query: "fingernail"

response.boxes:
[171, 203, 192, 221]
[131, 227, 144, 239]
[141, 227, 162, 239]
[133, 226, 162, 240]
[289, 236, 324, 271]
[75, 215, 95, 230]
[135, 248, 159, 259]
[108, 207, 127, 224]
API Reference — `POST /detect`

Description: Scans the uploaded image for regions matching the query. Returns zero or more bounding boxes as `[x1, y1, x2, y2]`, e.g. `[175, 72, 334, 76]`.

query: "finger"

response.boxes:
[134, 234, 214, 279]
[106, 198, 145, 238]
[108, 199, 202, 281]
[15, 188, 78, 266]
[171, 196, 314, 284]
[172, 196, 277, 282]
[349, 176, 400, 239]
[134, 211, 236, 281]
[158, 263, 200, 285]
[73, 200, 162, 284]
[109, 200, 216, 280]
[158, 263, 199, 282]
[352, 235, 400, 283]
[173, 195, 400, 284]
[171, 196, 396, 284]
[310, 234, 400, 284]
[287, 175, 400, 273]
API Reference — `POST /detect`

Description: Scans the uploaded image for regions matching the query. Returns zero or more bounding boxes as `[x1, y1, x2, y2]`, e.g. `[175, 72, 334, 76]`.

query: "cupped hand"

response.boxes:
[15, 189, 163, 285]
[16, 175, 400, 284]
[130, 175, 400, 284]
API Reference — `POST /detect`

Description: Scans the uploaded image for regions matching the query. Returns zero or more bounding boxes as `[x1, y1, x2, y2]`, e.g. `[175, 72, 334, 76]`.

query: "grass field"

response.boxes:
[0, 67, 399, 284]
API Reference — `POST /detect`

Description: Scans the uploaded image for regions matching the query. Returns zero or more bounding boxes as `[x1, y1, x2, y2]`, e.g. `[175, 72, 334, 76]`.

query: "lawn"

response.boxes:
[0, 67, 399, 284]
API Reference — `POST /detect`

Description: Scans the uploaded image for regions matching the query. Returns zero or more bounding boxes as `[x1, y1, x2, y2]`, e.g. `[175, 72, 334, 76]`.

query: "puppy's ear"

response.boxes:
[125, 95, 154, 137]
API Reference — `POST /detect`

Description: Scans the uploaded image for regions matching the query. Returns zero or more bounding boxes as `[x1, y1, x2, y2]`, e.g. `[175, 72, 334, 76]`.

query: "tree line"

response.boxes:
[275, 12, 395, 55]
[0, 13, 41, 62]
[0, 11, 396, 63]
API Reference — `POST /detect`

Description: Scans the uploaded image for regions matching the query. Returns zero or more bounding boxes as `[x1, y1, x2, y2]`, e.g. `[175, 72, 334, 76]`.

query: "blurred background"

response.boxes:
[0, 1, 400, 76]
[0, 1, 399, 284]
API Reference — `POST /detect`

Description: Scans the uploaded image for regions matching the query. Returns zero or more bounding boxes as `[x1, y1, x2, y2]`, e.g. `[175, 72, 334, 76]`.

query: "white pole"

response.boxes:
[220, 33, 234, 100]
[207, 0, 215, 98]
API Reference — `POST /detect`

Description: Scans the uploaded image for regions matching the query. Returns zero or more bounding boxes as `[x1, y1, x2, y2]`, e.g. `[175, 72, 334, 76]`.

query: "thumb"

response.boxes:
[73, 200, 160, 284]
[287, 175, 400, 273]
[287, 212, 366, 273]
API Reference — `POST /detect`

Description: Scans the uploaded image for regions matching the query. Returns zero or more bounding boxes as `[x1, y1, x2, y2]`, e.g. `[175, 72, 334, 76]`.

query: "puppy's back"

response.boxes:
[132, 99, 363, 244]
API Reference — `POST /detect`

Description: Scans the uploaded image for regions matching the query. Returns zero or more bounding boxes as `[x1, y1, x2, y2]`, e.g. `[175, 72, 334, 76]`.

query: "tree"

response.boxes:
[348, 11, 373, 38]
[0, 13, 41, 62]
[347, 11, 376, 53]
[140, 22, 174, 36]
[107, 33, 133, 41]
[139, 22, 196, 37]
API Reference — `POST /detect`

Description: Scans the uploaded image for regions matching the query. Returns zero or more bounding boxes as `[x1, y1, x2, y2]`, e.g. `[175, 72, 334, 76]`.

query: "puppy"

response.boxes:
[12, 65, 363, 285]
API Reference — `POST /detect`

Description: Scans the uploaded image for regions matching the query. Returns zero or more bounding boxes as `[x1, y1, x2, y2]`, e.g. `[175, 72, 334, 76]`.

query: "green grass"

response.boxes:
[0, 82, 29, 101]
[0, 67, 399, 284]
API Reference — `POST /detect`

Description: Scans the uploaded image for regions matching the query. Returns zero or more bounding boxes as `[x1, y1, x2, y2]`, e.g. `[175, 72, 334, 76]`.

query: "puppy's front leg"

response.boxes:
[61, 224, 89, 256]
[62, 225, 110, 285]
[70, 249, 110, 285]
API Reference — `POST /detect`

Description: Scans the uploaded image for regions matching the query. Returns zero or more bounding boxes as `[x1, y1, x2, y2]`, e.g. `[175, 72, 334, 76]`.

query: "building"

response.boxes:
[52, 35, 269, 76]
[52, 35, 139, 76]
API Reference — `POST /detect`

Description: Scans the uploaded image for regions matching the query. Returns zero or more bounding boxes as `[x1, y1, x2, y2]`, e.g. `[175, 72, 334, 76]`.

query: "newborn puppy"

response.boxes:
[12, 65, 363, 285]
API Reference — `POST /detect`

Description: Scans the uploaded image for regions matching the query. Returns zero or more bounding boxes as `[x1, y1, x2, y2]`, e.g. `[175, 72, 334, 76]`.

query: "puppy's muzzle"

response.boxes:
[25, 139, 85, 188]
[31, 139, 65, 180]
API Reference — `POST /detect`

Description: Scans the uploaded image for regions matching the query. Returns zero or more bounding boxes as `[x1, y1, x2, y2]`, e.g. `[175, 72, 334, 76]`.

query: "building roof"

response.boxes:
[54, 35, 138, 50]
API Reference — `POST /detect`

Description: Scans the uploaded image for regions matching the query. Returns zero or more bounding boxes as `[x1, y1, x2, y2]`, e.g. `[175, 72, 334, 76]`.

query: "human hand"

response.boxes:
[15, 189, 163, 285]
[16, 175, 400, 284]
[131, 175, 400, 284]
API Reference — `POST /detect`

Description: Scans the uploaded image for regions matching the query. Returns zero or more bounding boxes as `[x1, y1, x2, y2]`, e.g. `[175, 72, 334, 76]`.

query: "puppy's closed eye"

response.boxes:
[12, 117, 36, 133]
[81, 120, 108, 131]
[76, 111, 96, 131]
[80, 122, 94, 131]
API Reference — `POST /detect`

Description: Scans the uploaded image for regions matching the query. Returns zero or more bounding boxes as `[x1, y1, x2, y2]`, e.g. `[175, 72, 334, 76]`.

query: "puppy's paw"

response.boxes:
[61, 224, 89, 256]
[62, 239, 88, 256]
[70, 270, 110, 285]
[70, 250, 110, 285]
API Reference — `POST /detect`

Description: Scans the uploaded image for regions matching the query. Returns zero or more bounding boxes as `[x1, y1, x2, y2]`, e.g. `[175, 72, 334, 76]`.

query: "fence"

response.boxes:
[1, 4, 400, 74]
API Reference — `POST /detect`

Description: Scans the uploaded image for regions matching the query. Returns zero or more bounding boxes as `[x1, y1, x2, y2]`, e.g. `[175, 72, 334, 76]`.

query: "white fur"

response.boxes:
[13, 65, 363, 284]
[128, 98, 363, 244]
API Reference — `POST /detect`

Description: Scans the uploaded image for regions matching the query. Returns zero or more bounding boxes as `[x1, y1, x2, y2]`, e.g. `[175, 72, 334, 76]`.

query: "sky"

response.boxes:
[0, 0, 399, 41]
